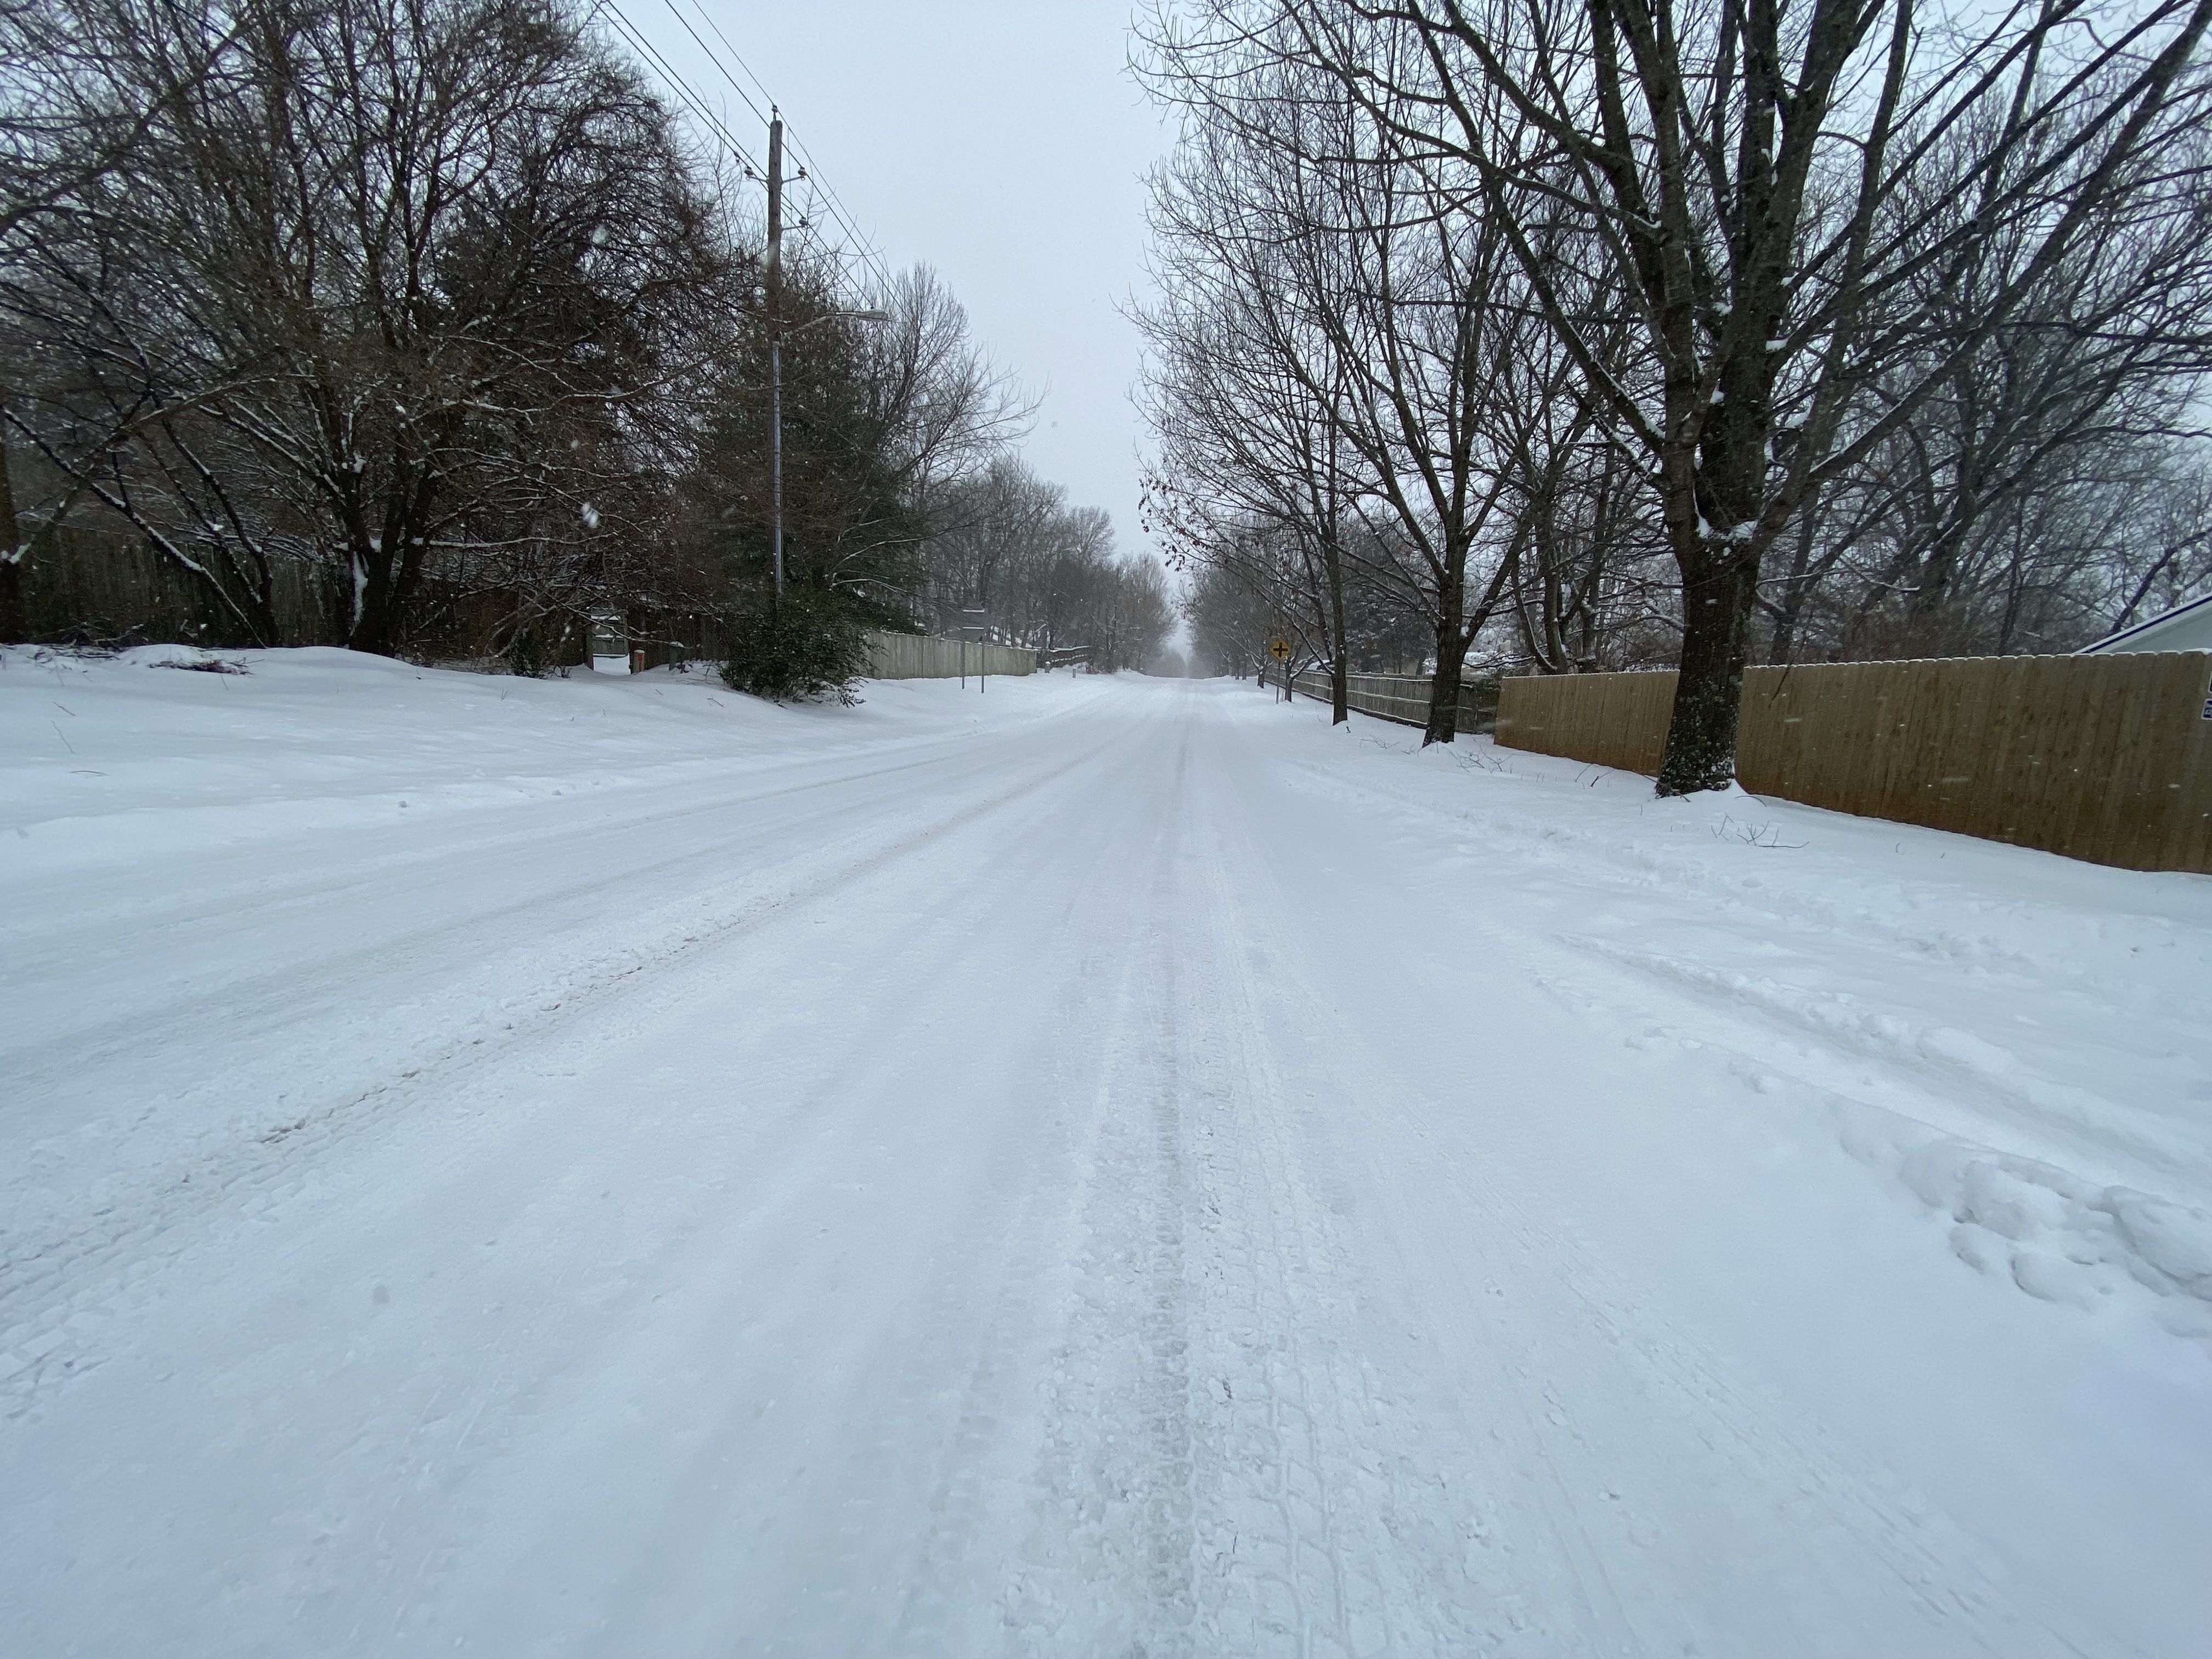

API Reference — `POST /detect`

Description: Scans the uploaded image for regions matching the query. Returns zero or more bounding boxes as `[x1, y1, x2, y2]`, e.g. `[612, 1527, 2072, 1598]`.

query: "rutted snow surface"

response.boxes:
[2, 650, 2207, 1656]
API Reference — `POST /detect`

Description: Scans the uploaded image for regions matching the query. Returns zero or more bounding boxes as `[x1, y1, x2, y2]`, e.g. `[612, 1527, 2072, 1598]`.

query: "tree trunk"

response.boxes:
[1421, 571, 1463, 746]
[346, 548, 397, 653]
[345, 478, 435, 654]
[1327, 533, 1349, 725]
[0, 415, 22, 644]
[1658, 319, 1773, 792]
[1655, 538, 1761, 795]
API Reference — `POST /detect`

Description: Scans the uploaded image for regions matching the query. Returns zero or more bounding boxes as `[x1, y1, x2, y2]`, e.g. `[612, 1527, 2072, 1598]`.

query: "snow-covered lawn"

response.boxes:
[3, 646, 2206, 1655]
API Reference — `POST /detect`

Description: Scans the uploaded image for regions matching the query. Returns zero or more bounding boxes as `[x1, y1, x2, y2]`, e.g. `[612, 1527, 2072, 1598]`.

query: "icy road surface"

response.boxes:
[3, 650, 2209, 1656]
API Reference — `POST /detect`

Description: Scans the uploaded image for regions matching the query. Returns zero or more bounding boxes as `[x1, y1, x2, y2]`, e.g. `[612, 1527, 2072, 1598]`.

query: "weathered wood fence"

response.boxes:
[864, 631, 1036, 680]
[10, 528, 599, 664]
[1287, 669, 1499, 733]
[1493, 654, 2212, 873]
[1491, 670, 1678, 774]
[10, 528, 342, 647]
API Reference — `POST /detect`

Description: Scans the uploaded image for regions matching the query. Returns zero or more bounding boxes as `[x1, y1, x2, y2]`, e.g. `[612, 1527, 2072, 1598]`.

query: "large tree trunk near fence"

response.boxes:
[1327, 539, 1349, 725]
[342, 466, 437, 655]
[1421, 553, 1468, 744]
[0, 419, 21, 643]
[1423, 613, 1463, 743]
[1656, 535, 1763, 795]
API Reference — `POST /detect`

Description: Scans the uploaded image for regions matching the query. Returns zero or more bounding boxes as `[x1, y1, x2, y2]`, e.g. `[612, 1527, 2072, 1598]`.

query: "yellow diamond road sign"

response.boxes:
[1269, 637, 1291, 661]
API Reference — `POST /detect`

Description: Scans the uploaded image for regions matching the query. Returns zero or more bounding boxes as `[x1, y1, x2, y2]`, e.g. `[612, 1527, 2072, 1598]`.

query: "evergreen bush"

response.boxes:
[718, 587, 869, 704]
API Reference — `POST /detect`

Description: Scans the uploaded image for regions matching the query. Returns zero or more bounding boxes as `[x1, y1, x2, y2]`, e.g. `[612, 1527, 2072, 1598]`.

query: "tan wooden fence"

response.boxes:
[1492, 670, 1678, 774]
[1286, 668, 1499, 733]
[864, 631, 1036, 680]
[1493, 653, 2212, 873]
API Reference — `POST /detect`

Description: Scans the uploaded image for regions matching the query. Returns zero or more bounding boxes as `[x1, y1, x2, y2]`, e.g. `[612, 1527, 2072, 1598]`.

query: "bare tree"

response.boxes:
[915, 454, 1169, 671]
[1134, 56, 1364, 721]
[1182, 0, 2212, 788]
[1763, 122, 2212, 659]
[8, 0, 733, 651]
[1141, 24, 1571, 741]
[1187, 552, 1283, 676]
[0, 0, 242, 636]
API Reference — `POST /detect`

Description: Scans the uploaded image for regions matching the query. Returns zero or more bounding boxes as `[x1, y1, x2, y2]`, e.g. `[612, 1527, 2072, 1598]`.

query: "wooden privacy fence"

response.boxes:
[623, 626, 1039, 680]
[863, 631, 1036, 680]
[1491, 670, 1677, 774]
[11, 527, 341, 646]
[1288, 668, 1499, 733]
[13, 526, 596, 665]
[1493, 653, 2212, 873]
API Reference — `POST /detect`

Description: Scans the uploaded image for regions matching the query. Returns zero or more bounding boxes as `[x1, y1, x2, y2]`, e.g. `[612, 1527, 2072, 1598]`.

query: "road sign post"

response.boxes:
[960, 608, 990, 692]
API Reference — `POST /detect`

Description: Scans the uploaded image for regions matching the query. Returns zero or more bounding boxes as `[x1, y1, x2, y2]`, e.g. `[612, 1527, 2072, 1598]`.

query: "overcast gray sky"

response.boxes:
[625, 2, 1171, 562]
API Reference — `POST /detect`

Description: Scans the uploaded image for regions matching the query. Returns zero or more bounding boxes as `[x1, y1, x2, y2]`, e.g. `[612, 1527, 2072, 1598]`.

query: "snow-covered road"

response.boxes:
[4, 653, 2208, 1656]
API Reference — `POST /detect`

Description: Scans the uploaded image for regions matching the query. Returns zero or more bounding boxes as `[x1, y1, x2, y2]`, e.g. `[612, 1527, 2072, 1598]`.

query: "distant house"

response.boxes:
[2076, 591, 2212, 655]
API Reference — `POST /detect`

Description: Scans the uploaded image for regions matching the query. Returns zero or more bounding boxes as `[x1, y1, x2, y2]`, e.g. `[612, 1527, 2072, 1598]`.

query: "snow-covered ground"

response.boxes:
[3, 646, 2207, 1656]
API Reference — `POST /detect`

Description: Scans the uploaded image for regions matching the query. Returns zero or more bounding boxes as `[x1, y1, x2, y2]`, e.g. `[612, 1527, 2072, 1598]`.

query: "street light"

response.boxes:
[770, 307, 890, 596]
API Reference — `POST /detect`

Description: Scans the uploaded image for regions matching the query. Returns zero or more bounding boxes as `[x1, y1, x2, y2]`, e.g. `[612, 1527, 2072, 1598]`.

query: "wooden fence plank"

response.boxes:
[2176, 657, 2212, 870]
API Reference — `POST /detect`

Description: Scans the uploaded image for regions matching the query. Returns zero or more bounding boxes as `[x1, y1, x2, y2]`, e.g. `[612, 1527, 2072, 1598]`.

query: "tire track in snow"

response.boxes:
[1008, 698, 1468, 1656]
[882, 705, 1199, 1654]
[3, 715, 1084, 1119]
[0, 724, 1123, 1418]
[1178, 731, 1479, 1656]
[1194, 713, 2109, 1656]
[1003, 715, 1200, 1656]
[444, 705, 1191, 1657]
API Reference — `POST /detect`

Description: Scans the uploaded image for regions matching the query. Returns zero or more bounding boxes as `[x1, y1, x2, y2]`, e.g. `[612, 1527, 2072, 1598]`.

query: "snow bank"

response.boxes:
[1263, 695, 2212, 1352]
[2, 645, 1094, 870]
[1839, 1099, 2212, 1328]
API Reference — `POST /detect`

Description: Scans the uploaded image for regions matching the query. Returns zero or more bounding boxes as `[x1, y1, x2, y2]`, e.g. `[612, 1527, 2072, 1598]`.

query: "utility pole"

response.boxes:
[766, 111, 785, 598]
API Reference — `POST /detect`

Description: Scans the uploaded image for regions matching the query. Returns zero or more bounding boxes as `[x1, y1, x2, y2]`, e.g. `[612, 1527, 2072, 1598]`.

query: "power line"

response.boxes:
[597, 1, 764, 184]
[657, 0, 897, 299]
[665, 0, 774, 123]
[783, 129, 896, 296]
[598, 0, 899, 302]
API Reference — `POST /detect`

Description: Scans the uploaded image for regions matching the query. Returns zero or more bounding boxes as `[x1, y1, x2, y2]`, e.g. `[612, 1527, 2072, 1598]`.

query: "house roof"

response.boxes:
[2076, 589, 2212, 654]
